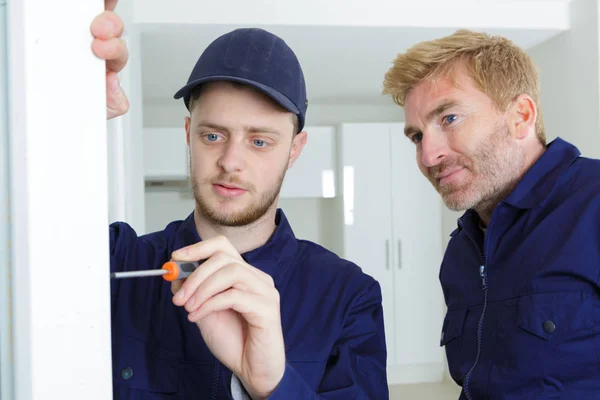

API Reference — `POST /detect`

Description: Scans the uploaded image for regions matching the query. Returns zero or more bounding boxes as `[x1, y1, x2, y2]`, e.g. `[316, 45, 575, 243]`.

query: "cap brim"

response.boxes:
[173, 75, 300, 115]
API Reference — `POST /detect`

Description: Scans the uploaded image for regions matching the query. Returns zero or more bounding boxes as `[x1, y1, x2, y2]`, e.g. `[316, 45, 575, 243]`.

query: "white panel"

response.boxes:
[389, 123, 445, 367]
[107, 26, 147, 233]
[0, 1, 13, 398]
[143, 127, 189, 180]
[529, 0, 600, 158]
[280, 126, 336, 199]
[339, 123, 397, 367]
[144, 189, 194, 234]
[7, 0, 113, 399]
[108, 115, 128, 222]
[134, 0, 569, 30]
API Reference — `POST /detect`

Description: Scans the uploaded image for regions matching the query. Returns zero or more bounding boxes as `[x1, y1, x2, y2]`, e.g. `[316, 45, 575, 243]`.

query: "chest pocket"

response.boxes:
[440, 307, 468, 384]
[515, 291, 598, 376]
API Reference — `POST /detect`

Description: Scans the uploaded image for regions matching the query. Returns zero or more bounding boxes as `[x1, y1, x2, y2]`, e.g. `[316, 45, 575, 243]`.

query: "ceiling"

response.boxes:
[140, 23, 567, 105]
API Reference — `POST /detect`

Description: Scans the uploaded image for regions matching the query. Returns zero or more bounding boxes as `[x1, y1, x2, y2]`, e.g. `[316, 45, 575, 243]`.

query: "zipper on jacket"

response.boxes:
[211, 359, 221, 400]
[458, 217, 490, 400]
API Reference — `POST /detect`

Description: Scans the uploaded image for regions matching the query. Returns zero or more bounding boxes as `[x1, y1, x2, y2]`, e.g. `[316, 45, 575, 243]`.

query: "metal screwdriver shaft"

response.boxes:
[110, 260, 203, 281]
[110, 269, 167, 279]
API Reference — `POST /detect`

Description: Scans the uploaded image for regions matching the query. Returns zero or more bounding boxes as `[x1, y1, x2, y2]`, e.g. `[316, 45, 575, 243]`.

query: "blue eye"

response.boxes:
[444, 115, 457, 124]
[206, 134, 219, 142]
[253, 139, 266, 148]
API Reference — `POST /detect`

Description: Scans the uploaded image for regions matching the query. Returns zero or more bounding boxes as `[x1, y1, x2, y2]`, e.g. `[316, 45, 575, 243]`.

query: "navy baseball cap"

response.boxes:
[173, 28, 307, 133]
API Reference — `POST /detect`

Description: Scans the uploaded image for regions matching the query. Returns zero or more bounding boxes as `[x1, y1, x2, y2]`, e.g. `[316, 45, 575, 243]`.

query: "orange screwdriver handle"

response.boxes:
[161, 260, 202, 281]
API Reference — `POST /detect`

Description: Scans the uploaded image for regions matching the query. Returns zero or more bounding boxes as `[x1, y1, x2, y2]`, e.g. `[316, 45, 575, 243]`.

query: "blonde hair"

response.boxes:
[382, 29, 545, 144]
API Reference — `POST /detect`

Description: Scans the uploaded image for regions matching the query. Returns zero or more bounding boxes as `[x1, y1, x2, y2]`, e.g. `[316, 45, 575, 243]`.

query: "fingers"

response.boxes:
[172, 235, 243, 263]
[170, 236, 279, 323]
[182, 263, 275, 315]
[92, 37, 128, 73]
[188, 289, 275, 323]
[92, 2, 128, 120]
[91, 11, 124, 41]
[171, 252, 231, 305]
[172, 253, 273, 306]
[171, 237, 275, 286]
[106, 71, 129, 119]
[105, 0, 119, 12]
[91, 11, 128, 76]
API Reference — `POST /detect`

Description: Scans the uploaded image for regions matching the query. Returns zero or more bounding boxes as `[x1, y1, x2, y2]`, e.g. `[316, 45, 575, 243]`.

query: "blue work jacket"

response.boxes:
[440, 138, 600, 399]
[109, 209, 388, 399]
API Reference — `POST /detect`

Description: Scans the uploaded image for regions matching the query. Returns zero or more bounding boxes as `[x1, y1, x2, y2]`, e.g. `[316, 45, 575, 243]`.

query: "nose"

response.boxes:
[420, 132, 448, 168]
[218, 139, 246, 173]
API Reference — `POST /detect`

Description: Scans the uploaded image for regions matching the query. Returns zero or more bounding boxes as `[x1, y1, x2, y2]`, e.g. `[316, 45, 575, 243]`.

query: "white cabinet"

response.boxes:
[280, 126, 336, 199]
[338, 122, 445, 385]
[143, 127, 189, 181]
[143, 126, 336, 199]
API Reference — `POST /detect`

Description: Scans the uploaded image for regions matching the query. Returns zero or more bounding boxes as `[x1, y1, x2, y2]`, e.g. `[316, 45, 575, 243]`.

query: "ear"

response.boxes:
[185, 116, 191, 146]
[287, 131, 307, 169]
[510, 94, 537, 140]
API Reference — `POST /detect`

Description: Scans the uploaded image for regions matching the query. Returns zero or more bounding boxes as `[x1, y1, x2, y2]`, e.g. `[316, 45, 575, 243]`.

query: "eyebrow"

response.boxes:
[196, 121, 282, 136]
[404, 100, 459, 137]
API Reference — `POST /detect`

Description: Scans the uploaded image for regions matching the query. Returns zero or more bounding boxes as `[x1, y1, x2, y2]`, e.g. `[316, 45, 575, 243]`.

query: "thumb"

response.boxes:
[106, 72, 129, 120]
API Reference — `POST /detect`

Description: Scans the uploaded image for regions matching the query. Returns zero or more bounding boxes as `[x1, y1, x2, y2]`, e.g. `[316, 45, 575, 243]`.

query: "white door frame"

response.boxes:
[7, 0, 113, 398]
[1, 0, 14, 398]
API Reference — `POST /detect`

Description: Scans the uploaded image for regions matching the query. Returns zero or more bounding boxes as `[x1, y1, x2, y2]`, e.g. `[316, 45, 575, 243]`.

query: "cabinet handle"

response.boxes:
[385, 240, 390, 270]
[397, 240, 402, 269]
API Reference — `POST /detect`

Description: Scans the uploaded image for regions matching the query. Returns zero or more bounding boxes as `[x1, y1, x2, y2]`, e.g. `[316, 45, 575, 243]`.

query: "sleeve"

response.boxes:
[108, 221, 169, 312]
[109, 221, 169, 274]
[249, 280, 389, 400]
[109, 221, 139, 313]
[109, 221, 138, 274]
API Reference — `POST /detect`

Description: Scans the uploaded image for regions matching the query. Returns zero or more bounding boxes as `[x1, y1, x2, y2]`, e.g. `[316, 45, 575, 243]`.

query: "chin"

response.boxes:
[441, 189, 481, 212]
[210, 202, 251, 217]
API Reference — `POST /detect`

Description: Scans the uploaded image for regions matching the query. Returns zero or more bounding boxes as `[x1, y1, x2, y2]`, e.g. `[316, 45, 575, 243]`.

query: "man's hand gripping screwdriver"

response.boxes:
[110, 260, 204, 281]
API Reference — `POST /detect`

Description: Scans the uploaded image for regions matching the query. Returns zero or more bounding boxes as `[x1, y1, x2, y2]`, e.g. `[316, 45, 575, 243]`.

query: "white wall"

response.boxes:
[529, 0, 600, 157]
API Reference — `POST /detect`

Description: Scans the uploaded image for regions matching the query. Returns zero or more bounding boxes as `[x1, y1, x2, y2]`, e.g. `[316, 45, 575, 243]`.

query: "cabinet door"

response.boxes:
[389, 123, 445, 367]
[338, 123, 397, 367]
[280, 126, 336, 199]
[143, 127, 189, 180]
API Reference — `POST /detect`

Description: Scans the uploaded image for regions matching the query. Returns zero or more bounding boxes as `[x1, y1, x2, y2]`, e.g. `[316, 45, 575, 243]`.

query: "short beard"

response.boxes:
[191, 163, 288, 227]
[429, 121, 525, 212]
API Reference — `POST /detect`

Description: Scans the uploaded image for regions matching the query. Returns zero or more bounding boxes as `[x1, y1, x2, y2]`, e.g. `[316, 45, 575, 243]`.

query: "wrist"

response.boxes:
[244, 364, 285, 400]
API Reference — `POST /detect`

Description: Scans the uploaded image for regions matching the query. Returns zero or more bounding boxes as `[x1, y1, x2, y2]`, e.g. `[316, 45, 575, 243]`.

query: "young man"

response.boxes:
[92, 2, 387, 399]
[383, 30, 600, 398]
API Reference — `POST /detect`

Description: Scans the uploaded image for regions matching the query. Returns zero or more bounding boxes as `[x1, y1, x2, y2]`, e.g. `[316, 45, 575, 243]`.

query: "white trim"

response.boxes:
[7, 0, 113, 398]
[108, 117, 128, 224]
[0, 1, 14, 398]
[387, 363, 446, 385]
[134, 0, 570, 30]
[107, 28, 146, 234]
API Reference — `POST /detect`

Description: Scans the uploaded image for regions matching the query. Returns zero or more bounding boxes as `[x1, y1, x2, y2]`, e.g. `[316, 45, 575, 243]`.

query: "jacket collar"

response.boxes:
[173, 208, 298, 283]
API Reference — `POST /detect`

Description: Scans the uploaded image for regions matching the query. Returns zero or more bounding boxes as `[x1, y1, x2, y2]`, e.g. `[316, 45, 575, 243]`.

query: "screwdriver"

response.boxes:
[110, 260, 204, 281]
